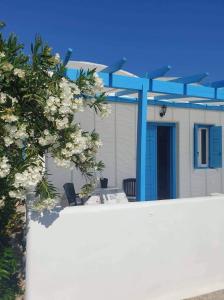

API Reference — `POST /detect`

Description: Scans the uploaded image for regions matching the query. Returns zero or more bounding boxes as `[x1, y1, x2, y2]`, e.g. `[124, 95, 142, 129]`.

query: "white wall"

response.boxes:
[47, 103, 224, 199]
[26, 196, 224, 300]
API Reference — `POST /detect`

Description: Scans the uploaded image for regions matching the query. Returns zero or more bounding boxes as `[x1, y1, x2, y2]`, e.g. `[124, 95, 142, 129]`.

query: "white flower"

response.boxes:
[13, 68, 25, 78]
[33, 197, 57, 212]
[2, 62, 13, 72]
[0, 156, 11, 178]
[99, 103, 111, 118]
[38, 131, 57, 146]
[3, 124, 28, 147]
[13, 158, 44, 189]
[72, 97, 84, 112]
[0, 52, 5, 59]
[93, 73, 104, 92]
[53, 157, 72, 168]
[1, 114, 18, 123]
[69, 82, 81, 95]
[47, 71, 53, 77]
[9, 190, 26, 200]
[4, 136, 13, 147]
[0, 92, 7, 104]
[54, 53, 60, 64]
[55, 117, 69, 130]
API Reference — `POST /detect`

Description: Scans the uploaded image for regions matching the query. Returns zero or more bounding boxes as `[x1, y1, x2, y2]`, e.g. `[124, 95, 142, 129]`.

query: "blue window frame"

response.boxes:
[194, 124, 222, 169]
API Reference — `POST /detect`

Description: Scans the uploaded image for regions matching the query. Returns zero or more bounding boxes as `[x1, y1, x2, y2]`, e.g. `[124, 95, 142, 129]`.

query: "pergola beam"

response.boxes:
[66, 67, 224, 108]
[190, 99, 224, 104]
[63, 48, 73, 66]
[210, 80, 224, 88]
[146, 65, 171, 79]
[102, 57, 127, 74]
[106, 96, 224, 111]
[171, 72, 209, 84]
[115, 89, 135, 97]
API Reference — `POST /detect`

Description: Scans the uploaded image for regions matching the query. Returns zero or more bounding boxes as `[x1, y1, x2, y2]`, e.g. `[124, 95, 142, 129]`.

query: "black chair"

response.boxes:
[63, 183, 84, 206]
[123, 178, 136, 202]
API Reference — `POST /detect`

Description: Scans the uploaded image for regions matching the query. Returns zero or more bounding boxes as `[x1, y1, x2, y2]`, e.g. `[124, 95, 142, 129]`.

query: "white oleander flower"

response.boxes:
[13, 158, 44, 189]
[55, 117, 69, 130]
[70, 82, 81, 95]
[9, 189, 26, 200]
[1, 114, 18, 122]
[3, 136, 14, 147]
[38, 131, 57, 146]
[2, 62, 13, 72]
[0, 156, 11, 178]
[99, 103, 111, 118]
[33, 197, 57, 212]
[53, 157, 72, 168]
[0, 92, 7, 104]
[54, 53, 60, 64]
[93, 73, 104, 92]
[4, 124, 28, 147]
[13, 68, 25, 78]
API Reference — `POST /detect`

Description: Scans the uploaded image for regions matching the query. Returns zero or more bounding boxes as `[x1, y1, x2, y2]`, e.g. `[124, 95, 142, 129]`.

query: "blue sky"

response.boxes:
[1, 0, 224, 81]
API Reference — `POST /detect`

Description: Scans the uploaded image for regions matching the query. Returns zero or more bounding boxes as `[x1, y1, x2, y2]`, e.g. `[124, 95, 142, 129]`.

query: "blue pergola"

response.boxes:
[65, 50, 224, 202]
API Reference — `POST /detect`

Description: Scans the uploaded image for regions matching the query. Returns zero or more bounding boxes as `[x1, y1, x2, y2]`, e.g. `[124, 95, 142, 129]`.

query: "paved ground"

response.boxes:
[184, 290, 224, 300]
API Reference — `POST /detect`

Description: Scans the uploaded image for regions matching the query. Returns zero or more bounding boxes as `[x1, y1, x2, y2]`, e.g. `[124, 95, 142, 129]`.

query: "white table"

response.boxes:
[85, 187, 128, 205]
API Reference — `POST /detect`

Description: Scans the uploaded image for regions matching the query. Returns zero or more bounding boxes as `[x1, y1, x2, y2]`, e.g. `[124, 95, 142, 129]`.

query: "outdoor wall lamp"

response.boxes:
[159, 105, 167, 117]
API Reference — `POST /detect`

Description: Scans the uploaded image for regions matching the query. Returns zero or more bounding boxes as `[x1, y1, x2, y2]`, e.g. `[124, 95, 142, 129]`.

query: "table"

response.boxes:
[85, 187, 128, 205]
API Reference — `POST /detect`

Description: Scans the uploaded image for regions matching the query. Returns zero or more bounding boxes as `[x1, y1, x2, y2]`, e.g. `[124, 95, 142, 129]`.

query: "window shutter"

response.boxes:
[209, 126, 222, 168]
[194, 125, 199, 168]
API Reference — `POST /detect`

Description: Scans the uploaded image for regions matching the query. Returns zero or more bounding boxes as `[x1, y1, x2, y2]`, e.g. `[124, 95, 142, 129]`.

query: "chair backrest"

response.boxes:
[63, 183, 77, 205]
[123, 178, 136, 197]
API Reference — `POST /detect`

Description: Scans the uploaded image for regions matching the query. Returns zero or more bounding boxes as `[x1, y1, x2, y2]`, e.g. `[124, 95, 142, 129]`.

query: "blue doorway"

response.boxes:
[145, 122, 176, 200]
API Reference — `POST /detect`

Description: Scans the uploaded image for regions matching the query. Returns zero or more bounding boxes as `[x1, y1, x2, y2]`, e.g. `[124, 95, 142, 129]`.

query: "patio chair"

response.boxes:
[63, 183, 84, 206]
[123, 178, 136, 202]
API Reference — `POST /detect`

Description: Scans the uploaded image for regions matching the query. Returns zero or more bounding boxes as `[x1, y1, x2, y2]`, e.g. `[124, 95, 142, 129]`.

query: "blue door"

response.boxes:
[145, 123, 176, 200]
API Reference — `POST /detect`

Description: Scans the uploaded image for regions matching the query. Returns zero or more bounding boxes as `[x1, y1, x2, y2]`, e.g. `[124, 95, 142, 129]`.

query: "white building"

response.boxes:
[47, 61, 224, 201]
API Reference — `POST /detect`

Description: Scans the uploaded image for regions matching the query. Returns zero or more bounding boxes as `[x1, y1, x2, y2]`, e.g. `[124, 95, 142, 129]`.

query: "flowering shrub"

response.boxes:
[0, 21, 111, 298]
[0, 24, 111, 211]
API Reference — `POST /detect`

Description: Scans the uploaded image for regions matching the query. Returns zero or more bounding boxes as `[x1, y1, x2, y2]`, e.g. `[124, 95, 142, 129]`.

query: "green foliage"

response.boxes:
[0, 247, 22, 299]
[0, 200, 24, 299]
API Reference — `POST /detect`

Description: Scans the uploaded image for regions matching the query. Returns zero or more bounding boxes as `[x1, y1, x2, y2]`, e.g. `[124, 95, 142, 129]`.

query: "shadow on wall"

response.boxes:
[29, 207, 64, 228]
[26, 192, 66, 228]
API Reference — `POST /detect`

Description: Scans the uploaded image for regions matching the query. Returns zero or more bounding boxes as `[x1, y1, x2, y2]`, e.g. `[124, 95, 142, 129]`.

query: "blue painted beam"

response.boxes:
[102, 57, 127, 74]
[153, 94, 185, 100]
[107, 95, 137, 104]
[63, 48, 73, 66]
[152, 80, 184, 94]
[105, 96, 224, 111]
[136, 83, 148, 201]
[148, 99, 224, 111]
[210, 80, 224, 88]
[171, 72, 209, 84]
[216, 88, 224, 100]
[66, 67, 224, 102]
[190, 99, 224, 104]
[115, 89, 135, 97]
[146, 65, 171, 79]
[111, 74, 149, 90]
[186, 84, 215, 98]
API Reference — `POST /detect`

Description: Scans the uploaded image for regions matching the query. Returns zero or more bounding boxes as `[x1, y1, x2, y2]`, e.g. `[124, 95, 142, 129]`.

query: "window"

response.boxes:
[194, 124, 222, 169]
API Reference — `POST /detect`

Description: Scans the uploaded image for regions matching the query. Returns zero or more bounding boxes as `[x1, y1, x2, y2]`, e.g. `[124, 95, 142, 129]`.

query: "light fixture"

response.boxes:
[159, 105, 167, 117]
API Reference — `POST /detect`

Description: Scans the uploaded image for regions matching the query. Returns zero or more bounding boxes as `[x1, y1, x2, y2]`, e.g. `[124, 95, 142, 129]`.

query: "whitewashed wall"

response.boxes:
[26, 196, 224, 300]
[47, 103, 224, 199]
